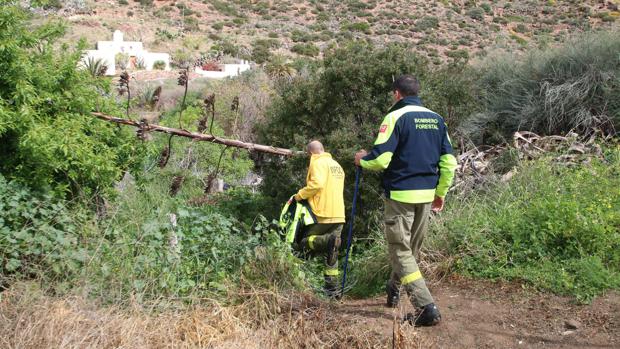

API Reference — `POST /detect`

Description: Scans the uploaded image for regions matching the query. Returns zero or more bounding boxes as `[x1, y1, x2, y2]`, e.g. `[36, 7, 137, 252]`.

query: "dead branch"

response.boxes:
[92, 112, 304, 157]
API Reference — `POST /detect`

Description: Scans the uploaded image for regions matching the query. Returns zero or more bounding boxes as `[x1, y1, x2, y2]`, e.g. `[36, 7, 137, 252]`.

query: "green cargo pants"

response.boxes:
[301, 223, 343, 288]
[384, 198, 434, 308]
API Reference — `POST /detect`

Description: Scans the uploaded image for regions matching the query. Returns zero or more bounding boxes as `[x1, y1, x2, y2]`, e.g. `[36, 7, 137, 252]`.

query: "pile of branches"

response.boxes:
[454, 130, 609, 191]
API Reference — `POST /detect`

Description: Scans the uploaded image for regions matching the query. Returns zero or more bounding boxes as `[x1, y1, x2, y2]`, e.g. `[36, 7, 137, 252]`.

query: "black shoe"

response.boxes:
[404, 303, 441, 327]
[326, 234, 341, 267]
[386, 280, 400, 308]
[324, 279, 341, 300]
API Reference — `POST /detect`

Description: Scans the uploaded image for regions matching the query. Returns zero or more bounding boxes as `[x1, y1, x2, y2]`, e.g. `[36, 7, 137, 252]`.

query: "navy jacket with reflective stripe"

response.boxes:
[360, 96, 457, 203]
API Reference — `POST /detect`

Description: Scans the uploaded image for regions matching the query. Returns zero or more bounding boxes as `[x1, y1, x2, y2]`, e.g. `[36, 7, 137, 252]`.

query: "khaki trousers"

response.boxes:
[384, 198, 434, 307]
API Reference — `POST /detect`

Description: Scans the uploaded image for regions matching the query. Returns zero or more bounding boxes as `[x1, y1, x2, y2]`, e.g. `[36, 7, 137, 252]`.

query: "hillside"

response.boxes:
[38, 0, 619, 64]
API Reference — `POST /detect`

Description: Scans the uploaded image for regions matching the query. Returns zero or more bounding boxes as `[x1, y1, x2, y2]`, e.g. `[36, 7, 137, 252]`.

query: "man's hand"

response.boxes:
[354, 149, 368, 167]
[431, 196, 444, 213]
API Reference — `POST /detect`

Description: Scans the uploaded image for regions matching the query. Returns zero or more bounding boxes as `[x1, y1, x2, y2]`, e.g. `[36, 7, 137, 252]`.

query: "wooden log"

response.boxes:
[91, 112, 304, 157]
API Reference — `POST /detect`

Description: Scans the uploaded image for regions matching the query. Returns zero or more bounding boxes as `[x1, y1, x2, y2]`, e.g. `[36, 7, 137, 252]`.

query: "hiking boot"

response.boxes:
[386, 280, 400, 308]
[404, 303, 441, 327]
[326, 234, 341, 267]
[324, 277, 341, 300]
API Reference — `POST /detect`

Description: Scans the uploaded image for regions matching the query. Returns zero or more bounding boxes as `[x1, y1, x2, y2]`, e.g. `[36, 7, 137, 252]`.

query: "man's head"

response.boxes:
[392, 75, 420, 101]
[307, 140, 324, 155]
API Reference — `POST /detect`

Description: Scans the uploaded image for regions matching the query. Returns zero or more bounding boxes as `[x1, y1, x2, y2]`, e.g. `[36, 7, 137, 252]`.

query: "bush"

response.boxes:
[415, 16, 439, 31]
[291, 43, 319, 57]
[0, 5, 136, 196]
[152, 60, 166, 70]
[0, 175, 87, 281]
[115, 52, 129, 70]
[251, 41, 272, 64]
[430, 153, 620, 302]
[464, 30, 620, 144]
[341, 21, 372, 34]
[467, 7, 485, 21]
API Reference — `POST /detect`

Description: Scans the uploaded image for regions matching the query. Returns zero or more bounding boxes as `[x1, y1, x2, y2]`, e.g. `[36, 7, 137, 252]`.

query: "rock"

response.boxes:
[562, 330, 575, 336]
[564, 319, 581, 330]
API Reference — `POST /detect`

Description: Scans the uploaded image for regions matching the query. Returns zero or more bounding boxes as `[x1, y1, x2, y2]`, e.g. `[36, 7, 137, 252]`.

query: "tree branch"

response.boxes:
[92, 112, 304, 157]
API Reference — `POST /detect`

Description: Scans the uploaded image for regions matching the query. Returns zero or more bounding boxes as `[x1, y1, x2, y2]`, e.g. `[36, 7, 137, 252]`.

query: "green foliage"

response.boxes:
[467, 7, 485, 21]
[251, 39, 274, 64]
[290, 43, 320, 57]
[415, 16, 439, 31]
[211, 40, 240, 57]
[341, 21, 372, 34]
[153, 60, 166, 70]
[258, 42, 479, 223]
[83, 57, 108, 77]
[0, 175, 87, 281]
[258, 42, 427, 224]
[0, 5, 136, 196]
[431, 153, 620, 302]
[465, 30, 620, 144]
[86, 174, 305, 301]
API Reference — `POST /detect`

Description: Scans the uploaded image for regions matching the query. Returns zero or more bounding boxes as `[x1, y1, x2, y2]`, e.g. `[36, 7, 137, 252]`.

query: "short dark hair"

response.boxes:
[392, 75, 420, 96]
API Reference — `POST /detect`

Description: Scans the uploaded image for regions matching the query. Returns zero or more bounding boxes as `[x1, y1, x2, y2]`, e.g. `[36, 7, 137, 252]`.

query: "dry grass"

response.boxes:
[0, 282, 432, 349]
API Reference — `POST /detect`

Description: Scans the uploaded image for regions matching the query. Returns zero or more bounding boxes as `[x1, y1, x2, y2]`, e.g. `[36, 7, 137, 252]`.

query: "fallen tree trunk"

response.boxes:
[92, 112, 304, 157]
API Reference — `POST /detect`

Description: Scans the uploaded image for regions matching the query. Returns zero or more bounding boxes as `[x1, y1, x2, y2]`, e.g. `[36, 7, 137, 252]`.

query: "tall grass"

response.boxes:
[465, 30, 620, 144]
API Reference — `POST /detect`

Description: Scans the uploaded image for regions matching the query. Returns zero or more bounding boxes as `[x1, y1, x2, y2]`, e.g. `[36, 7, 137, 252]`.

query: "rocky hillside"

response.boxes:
[32, 0, 620, 64]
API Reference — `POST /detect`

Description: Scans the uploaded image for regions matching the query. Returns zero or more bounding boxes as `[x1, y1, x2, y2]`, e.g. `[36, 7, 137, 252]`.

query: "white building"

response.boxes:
[194, 61, 252, 79]
[83, 30, 171, 76]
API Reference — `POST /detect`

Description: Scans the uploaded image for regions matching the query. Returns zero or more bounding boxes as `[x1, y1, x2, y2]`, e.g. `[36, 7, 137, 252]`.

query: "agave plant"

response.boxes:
[264, 56, 295, 80]
[84, 57, 108, 77]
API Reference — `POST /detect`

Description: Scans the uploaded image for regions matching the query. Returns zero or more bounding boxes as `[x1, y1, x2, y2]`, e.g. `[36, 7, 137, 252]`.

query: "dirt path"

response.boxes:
[333, 277, 619, 348]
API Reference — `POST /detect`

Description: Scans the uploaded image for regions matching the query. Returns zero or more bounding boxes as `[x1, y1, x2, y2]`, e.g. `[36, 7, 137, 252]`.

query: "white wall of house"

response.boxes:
[195, 63, 251, 79]
[141, 52, 171, 71]
[81, 30, 170, 76]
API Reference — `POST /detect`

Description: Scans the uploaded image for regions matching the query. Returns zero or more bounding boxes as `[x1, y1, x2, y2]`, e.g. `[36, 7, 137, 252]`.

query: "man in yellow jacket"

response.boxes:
[294, 140, 345, 296]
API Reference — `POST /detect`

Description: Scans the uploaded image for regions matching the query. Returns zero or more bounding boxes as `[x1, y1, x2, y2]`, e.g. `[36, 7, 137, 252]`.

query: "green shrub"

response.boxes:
[212, 40, 240, 56]
[291, 43, 320, 57]
[153, 60, 166, 70]
[41, 0, 63, 9]
[341, 21, 372, 34]
[415, 16, 439, 31]
[430, 154, 620, 302]
[251, 40, 273, 64]
[0, 5, 136, 196]
[467, 7, 485, 20]
[464, 30, 620, 144]
[0, 175, 87, 281]
[514, 23, 528, 33]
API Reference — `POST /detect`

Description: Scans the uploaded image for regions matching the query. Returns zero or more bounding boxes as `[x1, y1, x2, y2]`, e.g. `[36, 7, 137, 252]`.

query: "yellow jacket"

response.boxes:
[294, 153, 345, 223]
